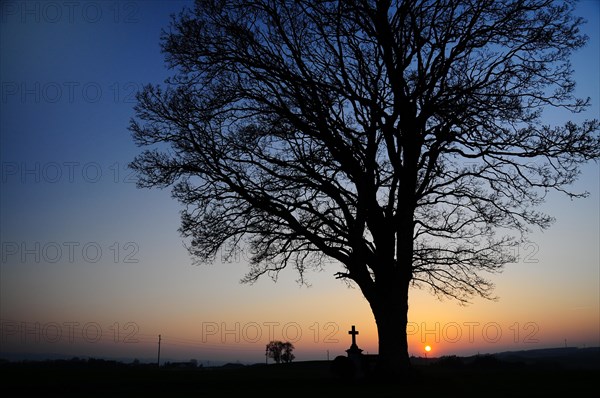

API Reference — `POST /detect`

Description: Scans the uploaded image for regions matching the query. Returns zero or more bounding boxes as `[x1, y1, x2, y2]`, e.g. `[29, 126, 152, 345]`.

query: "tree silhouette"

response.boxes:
[130, 0, 599, 376]
[281, 341, 296, 363]
[266, 340, 295, 364]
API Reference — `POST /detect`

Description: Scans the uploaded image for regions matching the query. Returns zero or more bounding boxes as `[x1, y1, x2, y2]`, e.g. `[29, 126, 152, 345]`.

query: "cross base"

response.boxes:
[346, 344, 363, 355]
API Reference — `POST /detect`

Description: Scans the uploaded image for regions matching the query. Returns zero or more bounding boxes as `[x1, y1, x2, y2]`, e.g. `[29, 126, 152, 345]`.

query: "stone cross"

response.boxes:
[348, 325, 359, 346]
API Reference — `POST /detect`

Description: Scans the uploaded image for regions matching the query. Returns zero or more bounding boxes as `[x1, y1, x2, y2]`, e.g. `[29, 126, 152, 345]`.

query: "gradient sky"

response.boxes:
[1, 0, 598, 365]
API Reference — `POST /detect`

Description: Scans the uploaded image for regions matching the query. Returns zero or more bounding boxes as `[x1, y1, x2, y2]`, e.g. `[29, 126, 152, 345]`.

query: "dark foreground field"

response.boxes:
[2, 350, 598, 397]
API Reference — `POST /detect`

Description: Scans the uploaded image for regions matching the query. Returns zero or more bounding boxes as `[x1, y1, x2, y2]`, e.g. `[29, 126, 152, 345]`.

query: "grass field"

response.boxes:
[2, 355, 599, 397]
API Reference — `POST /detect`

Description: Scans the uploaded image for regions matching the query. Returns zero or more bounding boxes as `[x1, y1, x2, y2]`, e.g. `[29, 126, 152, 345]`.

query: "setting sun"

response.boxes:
[425, 345, 432, 352]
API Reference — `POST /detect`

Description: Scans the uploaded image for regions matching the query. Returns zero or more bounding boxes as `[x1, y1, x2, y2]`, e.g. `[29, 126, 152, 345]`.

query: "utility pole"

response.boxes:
[157, 334, 162, 368]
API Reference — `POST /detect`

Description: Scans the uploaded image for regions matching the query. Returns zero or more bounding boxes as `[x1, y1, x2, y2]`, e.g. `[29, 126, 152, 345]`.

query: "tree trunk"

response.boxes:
[369, 276, 411, 378]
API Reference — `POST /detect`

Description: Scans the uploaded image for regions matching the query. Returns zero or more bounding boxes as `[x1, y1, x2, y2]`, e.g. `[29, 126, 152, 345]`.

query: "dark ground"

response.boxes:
[1, 348, 598, 397]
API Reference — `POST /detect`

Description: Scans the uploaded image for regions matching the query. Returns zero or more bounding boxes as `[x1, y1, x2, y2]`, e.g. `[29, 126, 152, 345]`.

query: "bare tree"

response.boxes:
[129, 0, 599, 376]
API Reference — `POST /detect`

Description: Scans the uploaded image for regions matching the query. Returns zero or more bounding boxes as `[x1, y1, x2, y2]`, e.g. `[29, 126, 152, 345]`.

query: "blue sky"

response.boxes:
[1, 0, 598, 364]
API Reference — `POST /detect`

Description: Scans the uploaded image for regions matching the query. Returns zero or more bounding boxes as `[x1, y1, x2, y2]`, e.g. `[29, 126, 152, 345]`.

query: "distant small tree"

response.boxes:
[281, 342, 296, 363]
[266, 340, 295, 364]
[266, 340, 283, 363]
